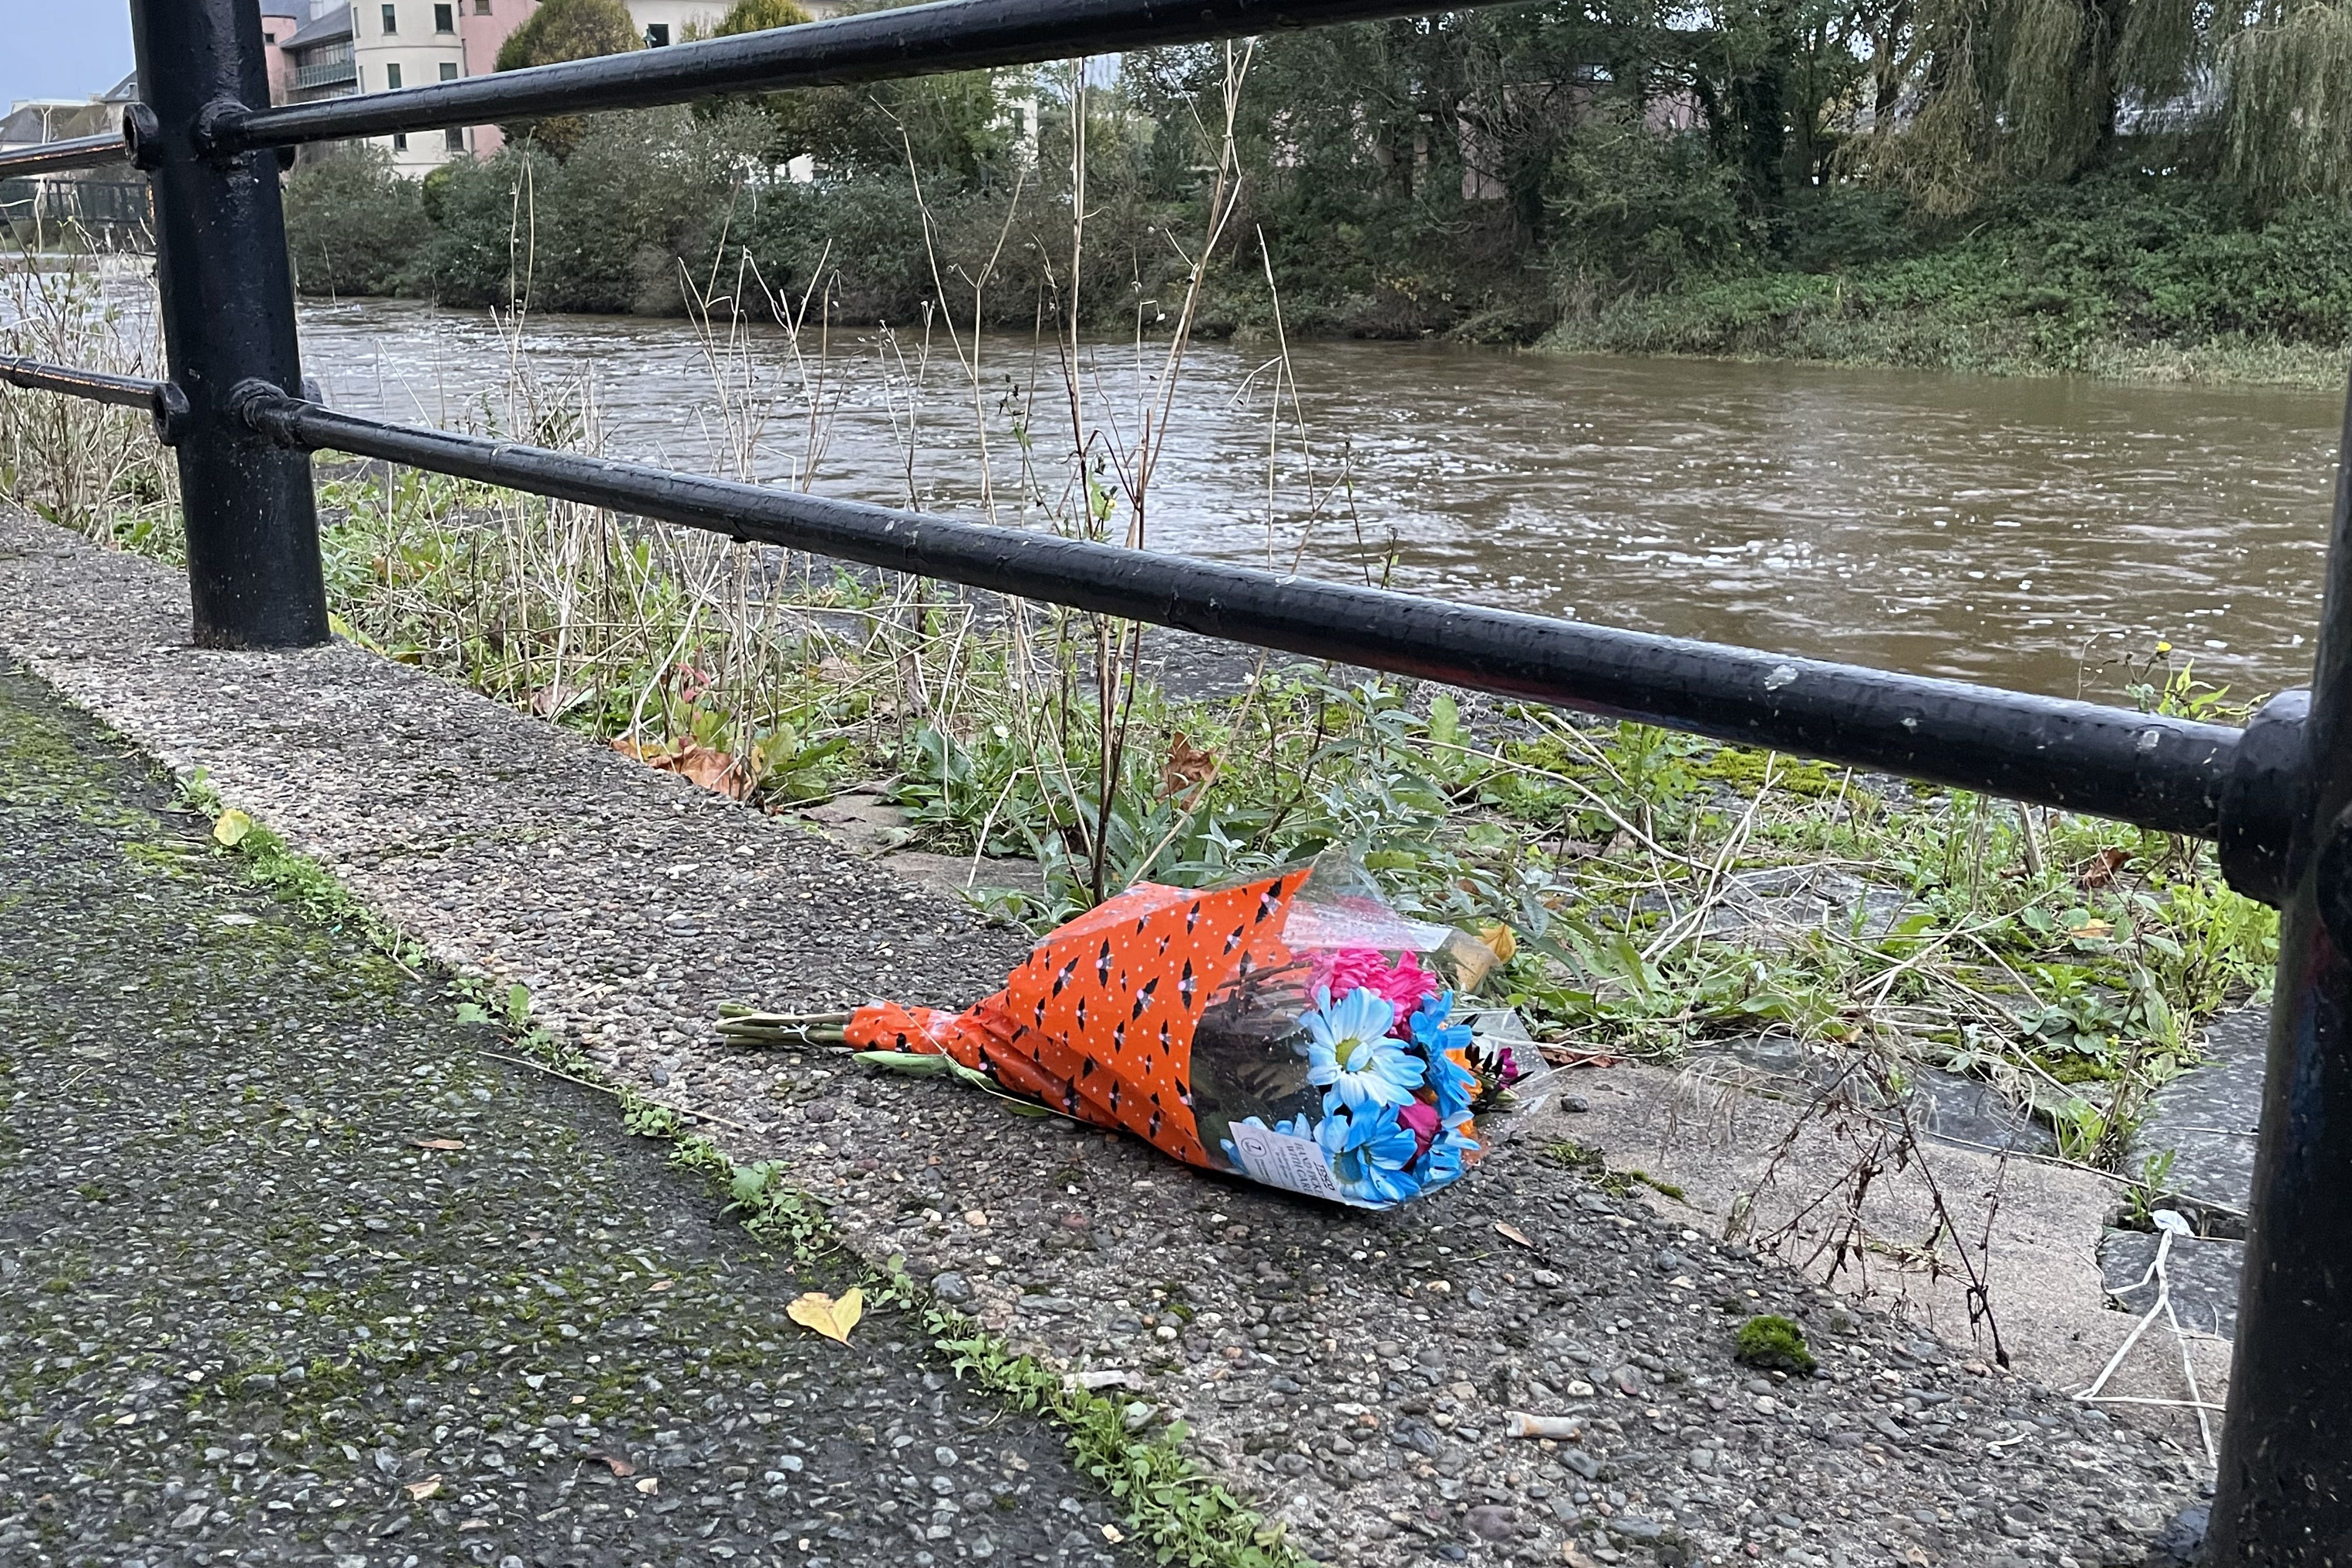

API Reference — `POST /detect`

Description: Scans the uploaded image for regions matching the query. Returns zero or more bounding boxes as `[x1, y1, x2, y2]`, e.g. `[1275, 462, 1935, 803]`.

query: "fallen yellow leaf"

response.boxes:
[786, 1287, 864, 1345]
[1478, 922, 1519, 965]
[1494, 1222, 1535, 1250]
[403, 1476, 442, 1501]
[212, 810, 253, 848]
[2068, 918, 2114, 940]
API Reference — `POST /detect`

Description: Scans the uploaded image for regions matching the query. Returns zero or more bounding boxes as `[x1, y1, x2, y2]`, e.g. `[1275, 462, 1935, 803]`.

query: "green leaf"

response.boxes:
[852, 1050, 951, 1076]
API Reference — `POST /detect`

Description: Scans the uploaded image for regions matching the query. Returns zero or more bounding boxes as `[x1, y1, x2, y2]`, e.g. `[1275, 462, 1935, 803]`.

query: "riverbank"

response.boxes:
[1538, 183, 2352, 391]
[0, 506, 2220, 1565]
[1546, 303, 2351, 393]
[281, 117, 2352, 397]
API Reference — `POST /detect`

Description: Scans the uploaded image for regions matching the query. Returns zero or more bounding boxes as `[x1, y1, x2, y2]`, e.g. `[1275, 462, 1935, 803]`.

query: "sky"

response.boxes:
[3, 10, 136, 117]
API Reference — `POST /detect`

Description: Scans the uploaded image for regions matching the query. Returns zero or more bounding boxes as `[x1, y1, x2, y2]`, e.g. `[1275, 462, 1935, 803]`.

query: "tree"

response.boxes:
[495, 0, 640, 158]
[713, 0, 816, 30]
[1851, 0, 2352, 214]
[697, 0, 1007, 177]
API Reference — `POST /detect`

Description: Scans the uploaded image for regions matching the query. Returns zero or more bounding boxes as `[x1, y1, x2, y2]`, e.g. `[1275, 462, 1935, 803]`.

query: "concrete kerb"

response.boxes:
[0, 508, 2205, 1567]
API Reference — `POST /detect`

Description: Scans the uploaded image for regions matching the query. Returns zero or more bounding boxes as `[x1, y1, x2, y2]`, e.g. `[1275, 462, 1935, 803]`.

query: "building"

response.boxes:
[0, 74, 145, 244]
[261, 1, 858, 169]
[349, 1, 473, 170]
[260, 8, 304, 103]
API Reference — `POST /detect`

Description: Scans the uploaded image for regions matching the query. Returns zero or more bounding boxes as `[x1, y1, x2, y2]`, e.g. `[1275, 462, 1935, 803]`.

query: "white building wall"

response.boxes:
[353, 0, 471, 173]
[628, 1, 730, 46]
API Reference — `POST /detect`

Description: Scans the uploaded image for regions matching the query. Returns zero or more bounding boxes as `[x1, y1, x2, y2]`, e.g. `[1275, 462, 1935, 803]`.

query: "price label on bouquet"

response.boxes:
[1227, 1119, 1348, 1203]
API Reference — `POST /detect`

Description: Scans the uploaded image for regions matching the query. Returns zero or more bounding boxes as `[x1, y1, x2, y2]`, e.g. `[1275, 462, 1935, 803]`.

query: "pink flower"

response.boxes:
[1396, 1098, 1440, 1157]
[1309, 949, 1437, 1030]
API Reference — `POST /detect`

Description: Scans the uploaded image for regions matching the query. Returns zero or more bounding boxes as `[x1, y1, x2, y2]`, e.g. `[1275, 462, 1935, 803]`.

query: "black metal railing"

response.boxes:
[2, 3, 2346, 1556]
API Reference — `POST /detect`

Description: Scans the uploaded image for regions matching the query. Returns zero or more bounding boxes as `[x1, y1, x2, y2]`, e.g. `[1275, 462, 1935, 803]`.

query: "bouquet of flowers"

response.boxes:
[718, 852, 1544, 1209]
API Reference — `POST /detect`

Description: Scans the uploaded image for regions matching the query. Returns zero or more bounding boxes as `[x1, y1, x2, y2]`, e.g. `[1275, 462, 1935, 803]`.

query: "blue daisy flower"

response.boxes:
[1318, 1102, 1423, 1206]
[1414, 1125, 1480, 1191]
[1305, 986, 1422, 1114]
[1409, 989, 1474, 1058]
[1413, 992, 1480, 1130]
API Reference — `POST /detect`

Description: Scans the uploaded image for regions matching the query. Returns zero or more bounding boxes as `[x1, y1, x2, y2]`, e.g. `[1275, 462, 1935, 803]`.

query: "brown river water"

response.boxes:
[293, 298, 2347, 702]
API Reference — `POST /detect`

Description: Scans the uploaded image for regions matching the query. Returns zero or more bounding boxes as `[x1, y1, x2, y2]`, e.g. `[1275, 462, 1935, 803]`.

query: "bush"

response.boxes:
[1546, 111, 1755, 306]
[408, 107, 769, 314]
[282, 149, 430, 298]
[1557, 177, 2352, 372]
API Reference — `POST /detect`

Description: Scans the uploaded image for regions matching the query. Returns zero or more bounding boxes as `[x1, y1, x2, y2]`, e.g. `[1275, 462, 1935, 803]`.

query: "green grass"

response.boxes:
[1548, 179, 2352, 388]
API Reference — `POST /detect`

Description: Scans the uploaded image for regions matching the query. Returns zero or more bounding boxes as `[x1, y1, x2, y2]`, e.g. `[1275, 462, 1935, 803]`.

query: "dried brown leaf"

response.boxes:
[1159, 732, 1217, 802]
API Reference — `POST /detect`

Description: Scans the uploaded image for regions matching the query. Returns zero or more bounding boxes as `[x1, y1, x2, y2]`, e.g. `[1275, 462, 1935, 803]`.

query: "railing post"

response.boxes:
[127, 0, 328, 648]
[2207, 376, 2352, 1562]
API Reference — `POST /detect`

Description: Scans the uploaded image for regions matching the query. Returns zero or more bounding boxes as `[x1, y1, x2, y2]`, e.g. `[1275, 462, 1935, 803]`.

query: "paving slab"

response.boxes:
[0, 510, 2210, 1567]
[0, 664, 1136, 1568]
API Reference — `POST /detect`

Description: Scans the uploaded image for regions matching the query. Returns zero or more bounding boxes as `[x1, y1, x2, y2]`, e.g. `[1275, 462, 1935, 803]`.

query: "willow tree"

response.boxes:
[1854, 0, 2352, 212]
[2220, 0, 2352, 208]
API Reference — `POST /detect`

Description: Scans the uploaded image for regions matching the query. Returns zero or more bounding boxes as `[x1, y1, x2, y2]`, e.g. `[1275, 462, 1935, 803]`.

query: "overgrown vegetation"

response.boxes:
[274, 0, 2352, 381]
[0, 264, 2278, 1174]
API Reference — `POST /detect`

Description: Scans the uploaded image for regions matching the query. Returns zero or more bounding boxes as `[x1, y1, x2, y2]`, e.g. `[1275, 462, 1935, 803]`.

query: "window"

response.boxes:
[435, 3, 454, 32]
[385, 62, 402, 89]
[264, 30, 279, 44]
[445, 127, 466, 150]
[440, 62, 460, 81]
[475, 0, 492, 12]
[381, 4, 398, 33]
[393, 132, 409, 150]
[645, 23, 671, 46]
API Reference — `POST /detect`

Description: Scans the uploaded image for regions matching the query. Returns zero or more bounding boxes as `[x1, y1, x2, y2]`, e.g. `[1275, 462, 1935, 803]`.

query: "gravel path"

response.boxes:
[0, 663, 1138, 1568]
[0, 511, 2207, 1567]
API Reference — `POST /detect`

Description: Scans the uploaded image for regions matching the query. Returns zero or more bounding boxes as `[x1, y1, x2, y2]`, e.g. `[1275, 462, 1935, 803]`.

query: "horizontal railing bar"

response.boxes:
[224, 0, 1468, 149]
[0, 133, 131, 181]
[0, 355, 162, 411]
[233, 387, 2243, 838]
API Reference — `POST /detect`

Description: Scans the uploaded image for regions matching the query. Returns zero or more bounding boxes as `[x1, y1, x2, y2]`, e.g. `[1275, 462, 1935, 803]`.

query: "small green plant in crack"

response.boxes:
[174, 772, 428, 968]
[2119, 1147, 2179, 1231]
[929, 1308, 1311, 1568]
[1734, 1314, 1818, 1376]
[1545, 1139, 1687, 1202]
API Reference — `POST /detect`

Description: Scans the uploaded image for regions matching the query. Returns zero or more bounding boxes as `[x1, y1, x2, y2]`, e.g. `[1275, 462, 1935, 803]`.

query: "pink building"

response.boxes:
[259, 6, 304, 104]
[460, 0, 540, 156]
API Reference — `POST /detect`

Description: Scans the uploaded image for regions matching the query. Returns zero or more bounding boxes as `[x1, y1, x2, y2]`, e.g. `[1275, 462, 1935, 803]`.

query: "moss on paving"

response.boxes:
[0, 666, 1136, 1567]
